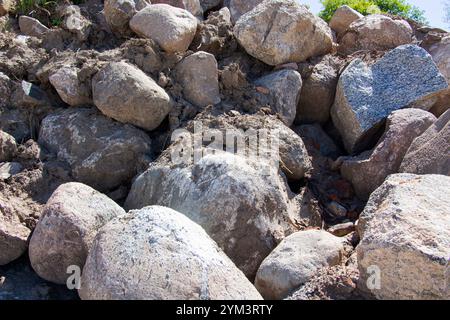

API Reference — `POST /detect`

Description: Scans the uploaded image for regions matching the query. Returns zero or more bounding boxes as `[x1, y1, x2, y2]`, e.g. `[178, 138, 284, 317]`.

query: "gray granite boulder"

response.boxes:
[331, 45, 448, 153]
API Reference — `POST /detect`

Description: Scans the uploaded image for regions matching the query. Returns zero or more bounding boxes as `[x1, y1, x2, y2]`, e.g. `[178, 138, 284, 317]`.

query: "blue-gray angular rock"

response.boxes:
[331, 44, 448, 153]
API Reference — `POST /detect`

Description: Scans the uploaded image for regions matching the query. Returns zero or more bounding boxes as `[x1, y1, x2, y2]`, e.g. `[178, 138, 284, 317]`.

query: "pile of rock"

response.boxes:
[0, 0, 449, 301]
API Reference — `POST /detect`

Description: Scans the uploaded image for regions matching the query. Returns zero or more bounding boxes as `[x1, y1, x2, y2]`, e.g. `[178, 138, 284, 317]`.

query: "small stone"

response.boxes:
[327, 222, 355, 237]
[0, 130, 17, 162]
[329, 5, 363, 38]
[130, 4, 198, 53]
[13, 81, 50, 108]
[19, 16, 49, 38]
[0, 217, 30, 265]
[49, 67, 91, 106]
[175, 51, 221, 108]
[0, 162, 23, 180]
[255, 230, 345, 299]
[327, 201, 347, 218]
[254, 69, 302, 126]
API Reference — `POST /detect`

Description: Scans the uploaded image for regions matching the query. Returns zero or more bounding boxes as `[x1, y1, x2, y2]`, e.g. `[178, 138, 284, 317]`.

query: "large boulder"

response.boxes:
[177, 112, 312, 180]
[233, 0, 333, 66]
[29, 183, 125, 284]
[175, 51, 221, 108]
[296, 56, 339, 124]
[255, 230, 346, 299]
[18, 16, 49, 38]
[427, 36, 450, 117]
[254, 69, 302, 126]
[49, 66, 92, 106]
[129, 4, 198, 53]
[152, 0, 203, 18]
[38, 108, 152, 192]
[357, 174, 450, 299]
[226, 0, 264, 23]
[340, 109, 436, 200]
[0, 130, 17, 162]
[79, 206, 263, 300]
[104, 0, 149, 37]
[329, 5, 363, 38]
[92, 61, 172, 131]
[339, 15, 413, 55]
[399, 109, 450, 176]
[331, 45, 448, 153]
[125, 152, 300, 278]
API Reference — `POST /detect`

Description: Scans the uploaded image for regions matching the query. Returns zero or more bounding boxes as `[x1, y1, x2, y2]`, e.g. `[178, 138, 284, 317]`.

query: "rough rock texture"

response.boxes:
[38, 108, 152, 192]
[130, 4, 198, 53]
[0, 0, 15, 16]
[152, 0, 203, 18]
[226, 0, 263, 23]
[12, 80, 50, 108]
[331, 45, 448, 153]
[0, 72, 12, 108]
[175, 51, 221, 107]
[104, 0, 148, 37]
[427, 36, 450, 117]
[125, 152, 301, 278]
[399, 109, 450, 175]
[255, 230, 346, 299]
[339, 15, 413, 55]
[0, 130, 17, 162]
[19, 16, 49, 38]
[357, 174, 450, 300]
[254, 69, 302, 126]
[184, 112, 312, 180]
[49, 67, 92, 106]
[79, 206, 263, 300]
[60, 5, 92, 41]
[0, 216, 30, 265]
[329, 5, 363, 38]
[340, 109, 436, 200]
[233, 0, 333, 66]
[92, 61, 172, 131]
[0, 162, 23, 180]
[294, 124, 342, 159]
[29, 182, 125, 285]
[296, 56, 339, 124]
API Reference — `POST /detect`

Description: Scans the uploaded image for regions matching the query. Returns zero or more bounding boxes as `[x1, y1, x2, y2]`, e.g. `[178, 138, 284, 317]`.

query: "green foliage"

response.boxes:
[319, 0, 428, 24]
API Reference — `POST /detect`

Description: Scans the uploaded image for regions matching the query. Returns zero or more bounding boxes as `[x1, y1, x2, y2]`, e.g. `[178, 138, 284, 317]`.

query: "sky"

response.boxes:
[298, 0, 449, 30]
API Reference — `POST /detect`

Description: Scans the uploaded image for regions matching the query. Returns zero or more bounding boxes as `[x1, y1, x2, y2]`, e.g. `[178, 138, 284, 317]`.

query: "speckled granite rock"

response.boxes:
[331, 44, 448, 153]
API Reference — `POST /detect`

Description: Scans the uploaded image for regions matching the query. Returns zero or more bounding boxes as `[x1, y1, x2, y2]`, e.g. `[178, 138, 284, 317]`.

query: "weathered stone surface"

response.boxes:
[399, 109, 450, 175]
[175, 51, 221, 107]
[79, 206, 263, 300]
[341, 109, 436, 200]
[0, 216, 30, 265]
[226, 0, 263, 23]
[92, 61, 172, 131]
[339, 15, 413, 55]
[130, 4, 198, 53]
[0, 162, 23, 180]
[125, 152, 300, 278]
[60, 5, 91, 41]
[331, 45, 448, 153]
[0, 72, 12, 108]
[357, 174, 450, 299]
[296, 56, 339, 124]
[152, 0, 203, 18]
[233, 0, 333, 66]
[49, 67, 91, 106]
[19, 16, 49, 38]
[255, 230, 345, 299]
[29, 182, 125, 284]
[329, 5, 363, 37]
[104, 0, 149, 37]
[38, 108, 152, 192]
[0, 130, 17, 162]
[184, 112, 312, 180]
[254, 69, 302, 126]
